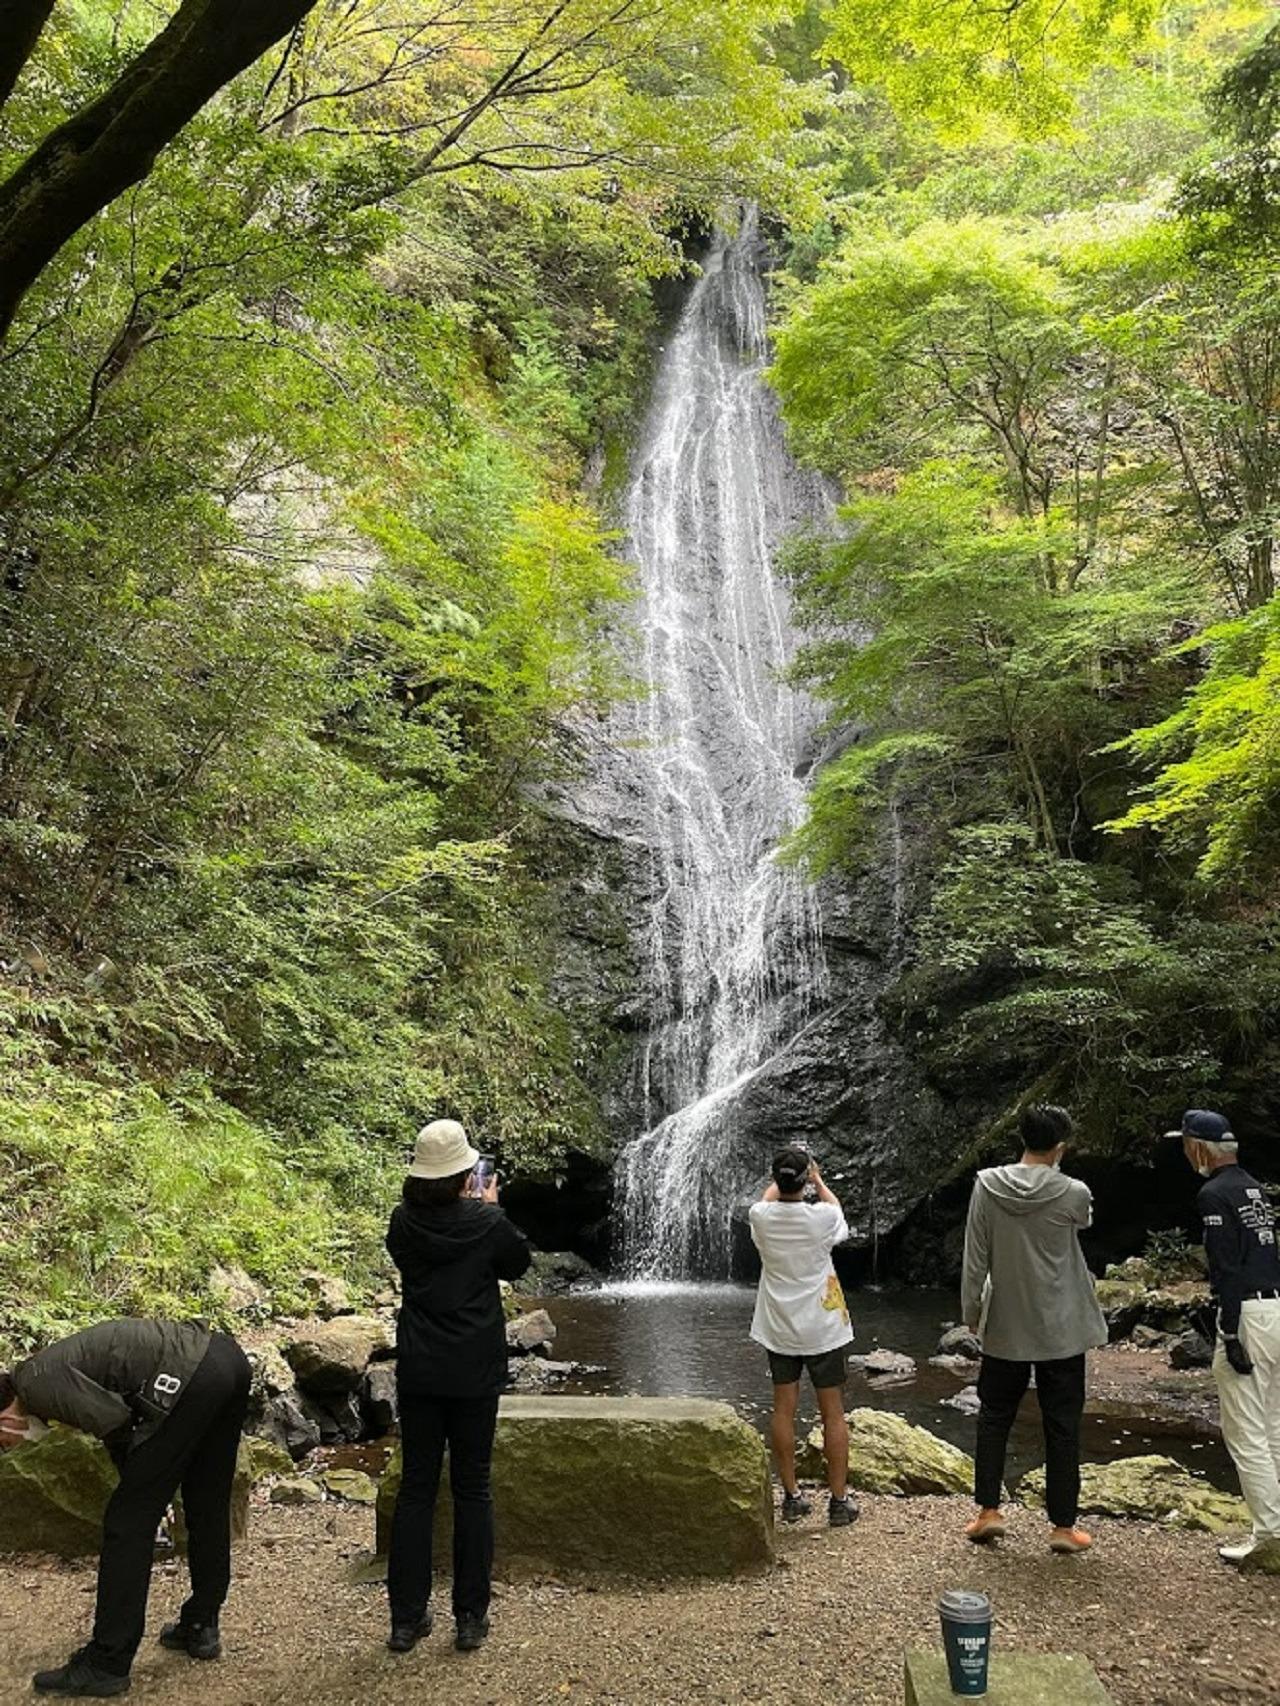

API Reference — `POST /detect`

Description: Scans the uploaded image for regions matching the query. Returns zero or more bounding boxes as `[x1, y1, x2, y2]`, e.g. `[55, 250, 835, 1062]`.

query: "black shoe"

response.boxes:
[454, 1614, 490, 1652]
[780, 1491, 812, 1523]
[32, 1653, 131, 1697]
[159, 1618, 222, 1661]
[387, 1610, 433, 1653]
[828, 1493, 860, 1528]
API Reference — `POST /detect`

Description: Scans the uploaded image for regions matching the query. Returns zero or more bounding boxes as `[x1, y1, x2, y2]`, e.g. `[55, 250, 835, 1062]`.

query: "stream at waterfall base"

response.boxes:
[535, 1282, 1235, 1491]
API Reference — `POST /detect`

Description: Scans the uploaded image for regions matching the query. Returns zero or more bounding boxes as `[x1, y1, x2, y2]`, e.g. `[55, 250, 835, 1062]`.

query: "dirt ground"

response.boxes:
[2, 1493, 1278, 1706]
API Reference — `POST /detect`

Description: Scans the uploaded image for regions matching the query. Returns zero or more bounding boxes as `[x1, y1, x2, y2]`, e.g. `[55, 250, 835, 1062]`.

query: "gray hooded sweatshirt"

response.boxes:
[961, 1164, 1108, 1363]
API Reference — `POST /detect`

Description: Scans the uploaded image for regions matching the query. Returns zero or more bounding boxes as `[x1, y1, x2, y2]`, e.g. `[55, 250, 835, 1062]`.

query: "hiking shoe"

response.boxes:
[33, 1653, 130, 1697]
[1049, 1526, 1093, 1554]
[1219, 1538, 1258, 1565]
[159, 1618, 222, 1661]
[455, 1614, 490, 1652]
[965, 1510, 1006, 1545]
[387, 1610, 433, 1653]
[781, 1491, 812, 1523]
[828, 1493, 860, 1528]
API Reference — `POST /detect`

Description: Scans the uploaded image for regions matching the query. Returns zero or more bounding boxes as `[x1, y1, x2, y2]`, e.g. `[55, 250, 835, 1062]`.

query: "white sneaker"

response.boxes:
[1219, 1538, 1259, 1564]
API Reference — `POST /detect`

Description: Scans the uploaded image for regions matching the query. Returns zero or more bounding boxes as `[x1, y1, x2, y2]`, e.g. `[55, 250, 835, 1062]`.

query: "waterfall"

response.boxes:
[613, 210, 829, 1281]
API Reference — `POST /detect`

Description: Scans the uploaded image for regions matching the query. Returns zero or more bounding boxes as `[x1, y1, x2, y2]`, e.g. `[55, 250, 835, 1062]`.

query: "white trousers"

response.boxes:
[1214, 1297, 1280, 1539]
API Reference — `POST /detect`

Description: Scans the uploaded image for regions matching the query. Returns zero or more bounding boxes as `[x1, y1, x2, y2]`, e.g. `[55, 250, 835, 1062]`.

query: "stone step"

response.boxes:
[904, 1650, 1115, 1704]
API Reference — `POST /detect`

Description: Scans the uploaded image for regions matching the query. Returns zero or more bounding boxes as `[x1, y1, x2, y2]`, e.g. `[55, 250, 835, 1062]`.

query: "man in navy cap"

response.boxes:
[1177, 1109, 1280, 1566]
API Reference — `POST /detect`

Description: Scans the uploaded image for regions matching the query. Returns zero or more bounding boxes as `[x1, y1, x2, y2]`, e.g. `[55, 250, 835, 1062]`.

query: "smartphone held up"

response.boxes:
[469, 1154, 497, 1198]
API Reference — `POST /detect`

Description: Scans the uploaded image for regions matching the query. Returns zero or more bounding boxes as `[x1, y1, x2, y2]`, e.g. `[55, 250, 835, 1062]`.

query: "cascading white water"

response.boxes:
[614, 210, 829, 1280]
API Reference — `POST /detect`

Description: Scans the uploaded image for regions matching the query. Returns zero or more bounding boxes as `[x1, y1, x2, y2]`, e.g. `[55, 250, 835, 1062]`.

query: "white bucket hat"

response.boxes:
[408, 1119, 479, 1180]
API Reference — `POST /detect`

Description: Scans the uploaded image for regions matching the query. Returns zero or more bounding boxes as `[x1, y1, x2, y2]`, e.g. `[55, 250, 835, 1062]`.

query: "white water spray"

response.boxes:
[614, 211, 829, 1279]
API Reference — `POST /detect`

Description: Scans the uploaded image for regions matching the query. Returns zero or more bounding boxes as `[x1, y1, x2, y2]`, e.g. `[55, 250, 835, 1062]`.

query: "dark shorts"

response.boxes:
[766, 1342, 852, 1390]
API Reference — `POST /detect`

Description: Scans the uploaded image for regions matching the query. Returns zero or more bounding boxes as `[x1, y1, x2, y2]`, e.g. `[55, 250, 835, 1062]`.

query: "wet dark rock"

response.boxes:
[1169, 1330, 1214, 1370]
[296, 1389, 366, 1447]
[255, 1392, 322, 1461]
[507, 1357, 607, 1392]
[361, 1362, 399, 1435]
[513, 1250, 603, 1295]
[1131, 1325, 1171, 1351]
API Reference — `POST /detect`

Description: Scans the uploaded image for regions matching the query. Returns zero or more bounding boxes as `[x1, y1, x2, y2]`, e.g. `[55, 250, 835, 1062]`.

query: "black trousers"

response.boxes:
[974, 1352, 1086, 1528]
[86, 1333, 251, 1675]
[387, 1392, 500, 1626]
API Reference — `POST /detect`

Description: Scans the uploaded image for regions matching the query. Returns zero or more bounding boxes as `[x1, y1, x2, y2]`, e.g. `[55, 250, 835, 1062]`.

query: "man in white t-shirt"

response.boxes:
[749, 1146, 858, 1527]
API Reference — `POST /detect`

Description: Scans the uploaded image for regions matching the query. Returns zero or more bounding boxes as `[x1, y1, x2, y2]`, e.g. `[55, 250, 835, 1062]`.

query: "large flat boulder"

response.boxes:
[0, 1428, 255, 1557]
[1020, 1455, 1248, 1534]
[905, 1651, 1114, 1704]
[376, 1395, 772, 1576]
[805, 1408, 973, 1496]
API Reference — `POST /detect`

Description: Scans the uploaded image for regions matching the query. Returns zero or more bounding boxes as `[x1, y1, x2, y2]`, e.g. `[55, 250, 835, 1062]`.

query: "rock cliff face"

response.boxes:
[533, 221, 977, 1278]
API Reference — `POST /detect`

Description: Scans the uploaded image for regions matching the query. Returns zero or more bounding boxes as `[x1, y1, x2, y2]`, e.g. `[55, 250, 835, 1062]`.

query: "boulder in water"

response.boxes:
[940, 1385, 981, 1417]
[506, 1309, 557, 1354]
[805, 1408, 973, 1496]
[851, 1349, 917, 1381]
[1019, 1455, 1248, 1533]
[514, 1251, 601, 1295]
[361, 1362, 399, 1434]
[936, 1325, 982, 1361]
[377, 1396, 772, 1575]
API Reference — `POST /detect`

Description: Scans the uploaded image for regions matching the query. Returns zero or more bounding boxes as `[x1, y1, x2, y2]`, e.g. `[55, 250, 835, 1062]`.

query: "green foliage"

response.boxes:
[1106, 603, 1280, 884]
[774, 0, 1280, 1162]
[0, 0, 820, 1339]
[824, 0, 1158, 137]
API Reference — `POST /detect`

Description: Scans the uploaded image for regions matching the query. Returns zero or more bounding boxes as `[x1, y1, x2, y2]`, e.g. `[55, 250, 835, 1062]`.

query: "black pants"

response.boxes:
[974, 1352, 1086, 1528]
[387, 1392, 500, 1626]
[86, 1333, 251, 1675]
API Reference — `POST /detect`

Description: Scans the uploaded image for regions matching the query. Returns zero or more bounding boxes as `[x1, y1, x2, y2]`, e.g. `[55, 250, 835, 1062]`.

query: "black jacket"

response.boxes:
[388, 1198, 531, 1398]
[1197, 1164, 1280, 1335]
[12, 1319, 212, 1457]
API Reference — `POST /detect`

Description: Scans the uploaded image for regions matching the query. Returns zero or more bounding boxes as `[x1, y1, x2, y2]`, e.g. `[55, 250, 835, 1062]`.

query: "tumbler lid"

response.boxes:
[939, 1589, 991, 1622]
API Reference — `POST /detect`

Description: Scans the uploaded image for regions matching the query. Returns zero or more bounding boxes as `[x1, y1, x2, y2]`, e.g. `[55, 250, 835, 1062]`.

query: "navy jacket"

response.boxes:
[388, 1198, 531, 1398]
[1196, 1164, 1280, 1335]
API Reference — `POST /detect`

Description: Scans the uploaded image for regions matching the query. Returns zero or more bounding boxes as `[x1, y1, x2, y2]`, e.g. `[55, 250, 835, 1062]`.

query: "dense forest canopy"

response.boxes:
[1, 0, 1277, 1346]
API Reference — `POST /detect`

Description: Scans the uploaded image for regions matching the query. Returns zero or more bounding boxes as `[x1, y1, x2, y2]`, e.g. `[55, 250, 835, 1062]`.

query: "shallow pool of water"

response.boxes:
[537, 1282, 1235, 1490]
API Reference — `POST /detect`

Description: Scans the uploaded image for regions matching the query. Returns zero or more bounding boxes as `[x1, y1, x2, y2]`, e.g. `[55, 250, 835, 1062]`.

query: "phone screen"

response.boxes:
[471, 1155, 497, 1194]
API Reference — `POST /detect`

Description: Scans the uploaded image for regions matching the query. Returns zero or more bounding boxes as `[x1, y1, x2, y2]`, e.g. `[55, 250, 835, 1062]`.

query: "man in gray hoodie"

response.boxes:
[960, 1104, 1108, 1553]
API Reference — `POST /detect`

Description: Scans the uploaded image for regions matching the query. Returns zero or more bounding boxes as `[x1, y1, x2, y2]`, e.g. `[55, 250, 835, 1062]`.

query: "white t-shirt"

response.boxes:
[748, 1200, 852, 1356]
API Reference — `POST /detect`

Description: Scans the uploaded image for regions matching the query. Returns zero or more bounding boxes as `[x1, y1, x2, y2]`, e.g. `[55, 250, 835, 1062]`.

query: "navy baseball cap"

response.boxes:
[1166, 1109, 1236, 1143]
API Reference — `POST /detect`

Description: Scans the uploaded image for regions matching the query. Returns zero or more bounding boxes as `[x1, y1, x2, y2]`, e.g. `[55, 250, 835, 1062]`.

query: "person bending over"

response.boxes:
[961, 1104, 1107, 1554]
[749, 1146, 858, 1528]
[0, 1318, 250, 1697]
[1177, 1108, 1280, 1568]
[385, 1119, 531, 1656]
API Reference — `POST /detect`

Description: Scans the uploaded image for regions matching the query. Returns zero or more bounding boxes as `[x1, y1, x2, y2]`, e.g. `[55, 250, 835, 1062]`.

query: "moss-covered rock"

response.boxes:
[804, 1409, 973, 1496]
[0, 1426, 118, 1556]
[0, 1426, 259, 1558]
[1095, 1279, 1146, 1339]
[1240, 1540, 1280, 1576]
[377, 1396, 772, 1576]
[321, 1467, 377, 1504]
[238, 1435, 293, 1486]
[1020, 1456, 1248, 1533]
[270, 1476, 324, 1506]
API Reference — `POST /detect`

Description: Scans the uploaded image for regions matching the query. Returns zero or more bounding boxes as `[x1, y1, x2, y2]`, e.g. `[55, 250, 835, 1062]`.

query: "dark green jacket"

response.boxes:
[13, 1319, 212, 1457]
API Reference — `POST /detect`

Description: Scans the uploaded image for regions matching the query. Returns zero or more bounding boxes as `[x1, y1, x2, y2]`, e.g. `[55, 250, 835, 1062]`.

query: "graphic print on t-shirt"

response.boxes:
[821, 1272, 849, 1323]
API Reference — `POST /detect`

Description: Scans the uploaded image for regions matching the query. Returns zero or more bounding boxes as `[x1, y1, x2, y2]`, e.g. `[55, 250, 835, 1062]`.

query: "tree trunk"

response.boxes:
[0, 0, 319, 343]
[0, 0, 57, 113]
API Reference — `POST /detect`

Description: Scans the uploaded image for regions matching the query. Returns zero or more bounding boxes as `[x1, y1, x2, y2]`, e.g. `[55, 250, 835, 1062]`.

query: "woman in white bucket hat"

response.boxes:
[384, 1120, 530, 1657]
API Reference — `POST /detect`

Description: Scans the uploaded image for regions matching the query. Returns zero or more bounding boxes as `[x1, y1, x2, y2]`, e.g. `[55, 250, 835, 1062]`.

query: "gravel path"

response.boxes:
[2, 1495, 1278, 1705]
